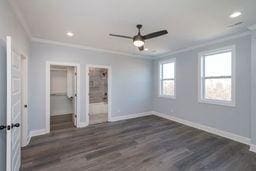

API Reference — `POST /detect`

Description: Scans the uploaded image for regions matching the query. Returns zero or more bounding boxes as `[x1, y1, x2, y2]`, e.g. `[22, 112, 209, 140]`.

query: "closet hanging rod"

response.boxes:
[50, 68, 67, 71]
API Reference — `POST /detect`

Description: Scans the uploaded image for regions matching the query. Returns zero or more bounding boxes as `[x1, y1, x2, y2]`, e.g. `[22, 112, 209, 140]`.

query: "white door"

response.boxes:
[73, 67, 77, 127]
[6, 36, 22, 171]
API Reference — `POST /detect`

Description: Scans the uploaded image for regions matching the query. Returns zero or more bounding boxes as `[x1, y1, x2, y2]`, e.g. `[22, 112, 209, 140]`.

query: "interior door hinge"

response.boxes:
[75, 72, 77, 76]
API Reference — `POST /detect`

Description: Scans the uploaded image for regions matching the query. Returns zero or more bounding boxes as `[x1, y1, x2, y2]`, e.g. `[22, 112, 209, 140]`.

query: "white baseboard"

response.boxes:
[109, 111, 153, 122]
[78, 121, 88, 128]
[250, 144, 256, 153]
[77, 111, 153, 126]
[26, 133, 31, 146]
[152, 111, 251, 145]
[26, 111, 255, 153]
[30, 129, 48, 137]
[21, 133, 31, 147]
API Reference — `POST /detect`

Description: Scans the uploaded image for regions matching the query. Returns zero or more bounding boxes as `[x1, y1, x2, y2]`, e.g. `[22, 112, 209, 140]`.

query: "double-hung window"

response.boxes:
[159, 59, 176, 98]
[199, 46, 235, 106]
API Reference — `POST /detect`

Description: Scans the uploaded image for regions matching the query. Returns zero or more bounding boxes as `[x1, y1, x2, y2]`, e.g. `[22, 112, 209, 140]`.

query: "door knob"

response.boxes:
[0, 125, 6, 130]
[11, 123, 20, 128]
[0, 125, 11, 130]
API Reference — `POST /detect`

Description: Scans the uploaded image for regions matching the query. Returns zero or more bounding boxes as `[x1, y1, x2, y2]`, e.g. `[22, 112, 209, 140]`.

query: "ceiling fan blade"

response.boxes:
[143, 30, 168, 40]
[138, 46, 144, 51]
[109, 34, 133, 39]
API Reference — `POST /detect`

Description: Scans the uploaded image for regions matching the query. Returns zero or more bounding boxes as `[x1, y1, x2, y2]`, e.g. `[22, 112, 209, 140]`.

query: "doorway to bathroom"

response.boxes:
[86, 65, 111, 125]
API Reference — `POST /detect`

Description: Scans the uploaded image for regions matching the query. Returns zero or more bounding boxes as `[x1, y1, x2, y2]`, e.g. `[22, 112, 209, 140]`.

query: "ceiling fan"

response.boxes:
[109, 24, 168, 51]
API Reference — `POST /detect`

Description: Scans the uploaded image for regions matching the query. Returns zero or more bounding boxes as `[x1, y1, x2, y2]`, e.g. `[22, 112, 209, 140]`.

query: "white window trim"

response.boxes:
[198, 45, 236, 107]
[158, 58, 176, 99]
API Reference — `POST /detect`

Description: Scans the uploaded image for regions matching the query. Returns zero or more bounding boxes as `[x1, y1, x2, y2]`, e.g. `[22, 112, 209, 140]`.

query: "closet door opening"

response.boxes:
[50, 65, 77, 131]
[46, 62, 80, 133]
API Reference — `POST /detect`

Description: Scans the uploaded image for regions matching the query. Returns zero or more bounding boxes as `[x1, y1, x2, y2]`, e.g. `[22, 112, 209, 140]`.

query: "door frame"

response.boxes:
[86, 65, 112, 125]
[21, 55, 28, 147]
[46, 61, 81, 133]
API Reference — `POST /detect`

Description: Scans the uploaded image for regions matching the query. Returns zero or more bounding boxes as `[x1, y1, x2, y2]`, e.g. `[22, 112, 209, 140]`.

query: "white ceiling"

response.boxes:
[13, 0, 256, 57]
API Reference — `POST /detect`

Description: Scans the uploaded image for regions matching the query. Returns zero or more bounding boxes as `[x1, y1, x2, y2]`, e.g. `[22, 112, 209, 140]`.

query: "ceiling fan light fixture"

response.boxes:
[133, 35, 144, 47]
[109, 24, 168, 50]
[133, 40, 144, 47]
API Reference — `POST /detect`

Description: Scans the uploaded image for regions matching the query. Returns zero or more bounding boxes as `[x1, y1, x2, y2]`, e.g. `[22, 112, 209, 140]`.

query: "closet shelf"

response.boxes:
[50, 92, 67, 96]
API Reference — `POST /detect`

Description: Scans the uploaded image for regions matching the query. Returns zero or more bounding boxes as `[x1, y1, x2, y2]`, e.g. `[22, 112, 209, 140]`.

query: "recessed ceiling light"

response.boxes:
[229, 11, 242, 18]
[66, 32, 74, 37]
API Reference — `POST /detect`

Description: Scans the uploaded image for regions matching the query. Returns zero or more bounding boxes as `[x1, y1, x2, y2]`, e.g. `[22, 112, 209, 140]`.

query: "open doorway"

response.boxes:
[86, 65, 111, 125]
[46, 62, 81, 133]
[50, 65, 76, 131]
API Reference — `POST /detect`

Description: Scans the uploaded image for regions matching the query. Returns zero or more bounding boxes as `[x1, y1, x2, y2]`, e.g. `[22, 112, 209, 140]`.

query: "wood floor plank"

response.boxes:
[21, 115, 256, 171]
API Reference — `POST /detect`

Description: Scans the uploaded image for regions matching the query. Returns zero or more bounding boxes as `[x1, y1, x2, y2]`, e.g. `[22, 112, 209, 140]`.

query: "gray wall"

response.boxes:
[28, 42, 153, 132]
[153, 35, 251, 138]
[0, 41, 7, 171]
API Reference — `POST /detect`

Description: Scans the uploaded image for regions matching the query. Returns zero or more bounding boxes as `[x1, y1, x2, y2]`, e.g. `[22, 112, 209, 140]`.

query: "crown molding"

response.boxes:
[156, 31, 251, 59]
[7, 0, 32, 39]
[31, 37, 153, 59]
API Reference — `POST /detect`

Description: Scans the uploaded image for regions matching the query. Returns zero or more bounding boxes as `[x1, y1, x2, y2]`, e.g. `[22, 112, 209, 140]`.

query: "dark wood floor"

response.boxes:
[50, 114, 74, 131]
[22, 116, 256, 171]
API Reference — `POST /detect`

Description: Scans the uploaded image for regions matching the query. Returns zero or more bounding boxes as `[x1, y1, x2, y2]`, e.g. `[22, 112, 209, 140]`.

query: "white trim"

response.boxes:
[86, 65, 112, 126]
[21, 132, 31, 147]
[158, 58, 176, 99]
[21, 55, 28, 147]
[6, 36, 12, 171]
[26, 133, 31, 146]
[157, 31, 251, 59]
[77, 122, 88, 128]
[250, 144, 256, 153]
[109, 112, 153, 122]
[30, 129, 48, 137]
[32, 37, 152, 59]
[46, 61, 81, 134]
[158, 95, 176, 99]
[152, 111, 251, 145]
[198, 45, 236, 107]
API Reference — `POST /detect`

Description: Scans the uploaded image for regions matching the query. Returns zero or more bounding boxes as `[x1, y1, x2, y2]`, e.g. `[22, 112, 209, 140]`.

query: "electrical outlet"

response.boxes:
[170, 109, 174, 113]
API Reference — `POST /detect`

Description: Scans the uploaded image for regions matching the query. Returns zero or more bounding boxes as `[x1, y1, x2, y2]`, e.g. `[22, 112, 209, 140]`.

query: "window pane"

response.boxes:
[204, 78, 231, 101]
[162, 80, 175, 96]
[163, 62, 174, 79]
[205, 51, 231, 77]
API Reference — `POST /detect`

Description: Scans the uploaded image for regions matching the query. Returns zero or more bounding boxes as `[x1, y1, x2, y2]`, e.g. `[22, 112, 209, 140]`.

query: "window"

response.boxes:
[159, 59, 176, 98]
[199, 46, 235, 106]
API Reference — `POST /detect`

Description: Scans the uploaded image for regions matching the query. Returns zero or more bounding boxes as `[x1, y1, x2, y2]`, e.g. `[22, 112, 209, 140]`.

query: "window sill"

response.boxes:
[198, 99, 235, 107]
[158, 95, 176, 99]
